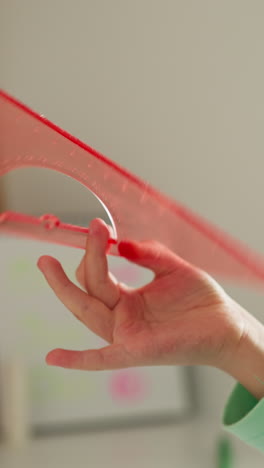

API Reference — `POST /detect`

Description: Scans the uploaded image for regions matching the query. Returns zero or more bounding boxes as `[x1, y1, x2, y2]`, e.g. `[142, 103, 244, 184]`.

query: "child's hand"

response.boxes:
[37, 218, 245, 371]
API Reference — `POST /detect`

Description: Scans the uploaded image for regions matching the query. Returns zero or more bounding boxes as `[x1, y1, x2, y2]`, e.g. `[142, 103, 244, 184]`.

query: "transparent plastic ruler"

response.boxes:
[1, 89, 264, 287]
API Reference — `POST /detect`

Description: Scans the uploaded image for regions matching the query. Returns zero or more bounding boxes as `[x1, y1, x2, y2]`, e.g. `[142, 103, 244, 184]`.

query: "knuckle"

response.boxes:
[57, 278, 72, 295]
[80, 300, 92, 316]
[62, 278, 72, 290]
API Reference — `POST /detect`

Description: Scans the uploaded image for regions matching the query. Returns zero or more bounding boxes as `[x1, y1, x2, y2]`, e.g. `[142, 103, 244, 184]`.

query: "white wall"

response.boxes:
[1, 0, 264, 437]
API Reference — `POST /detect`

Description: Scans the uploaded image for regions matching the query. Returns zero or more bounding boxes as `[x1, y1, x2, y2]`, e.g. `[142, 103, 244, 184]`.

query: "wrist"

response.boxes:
[218, 304, 264, 400]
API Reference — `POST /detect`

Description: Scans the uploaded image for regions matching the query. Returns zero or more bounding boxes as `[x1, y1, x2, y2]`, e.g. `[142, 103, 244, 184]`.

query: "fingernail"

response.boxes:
[118, 241, 138, 259]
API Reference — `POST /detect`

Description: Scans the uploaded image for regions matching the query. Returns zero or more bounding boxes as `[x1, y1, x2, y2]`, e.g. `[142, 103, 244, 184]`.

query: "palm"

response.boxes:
[109, 264, 227, 368]
[38, 219, 236, 371]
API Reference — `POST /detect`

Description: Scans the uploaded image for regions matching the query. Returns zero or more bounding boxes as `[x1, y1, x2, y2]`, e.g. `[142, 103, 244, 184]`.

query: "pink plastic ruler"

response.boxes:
[1, 89, 264, 287]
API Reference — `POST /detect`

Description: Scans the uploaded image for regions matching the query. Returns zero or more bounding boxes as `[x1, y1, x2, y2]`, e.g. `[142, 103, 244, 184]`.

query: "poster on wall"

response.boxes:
[0, 233, 192, 431]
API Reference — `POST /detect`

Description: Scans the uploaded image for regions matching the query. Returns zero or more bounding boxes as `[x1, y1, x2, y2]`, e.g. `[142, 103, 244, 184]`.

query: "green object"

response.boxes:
[217, 437, 233, 468]
[223, 382, 264, 452]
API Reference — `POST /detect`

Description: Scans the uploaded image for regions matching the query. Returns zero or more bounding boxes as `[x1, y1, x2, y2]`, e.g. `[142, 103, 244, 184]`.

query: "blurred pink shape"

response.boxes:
[109, 370, 147, 403]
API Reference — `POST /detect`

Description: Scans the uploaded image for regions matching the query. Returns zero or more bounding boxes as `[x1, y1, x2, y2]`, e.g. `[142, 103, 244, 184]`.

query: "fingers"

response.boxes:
[38, 255, 114, 342]
[118, 239, 193, 277]
[75, 256, 86, 289]
[46, 344, 132, 370]
[76, 219, 120, 309]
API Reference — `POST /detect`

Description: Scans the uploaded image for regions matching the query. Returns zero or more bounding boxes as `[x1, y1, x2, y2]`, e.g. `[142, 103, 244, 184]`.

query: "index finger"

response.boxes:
[38, 255, 114, 343]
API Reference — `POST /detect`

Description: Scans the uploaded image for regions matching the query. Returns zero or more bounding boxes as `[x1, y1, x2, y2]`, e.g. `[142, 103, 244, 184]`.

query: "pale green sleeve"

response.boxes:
[223, 382, 264, 452]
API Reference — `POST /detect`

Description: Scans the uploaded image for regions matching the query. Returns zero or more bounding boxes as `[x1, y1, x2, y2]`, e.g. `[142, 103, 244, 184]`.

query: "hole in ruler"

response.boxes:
[1, 167, 115, 233]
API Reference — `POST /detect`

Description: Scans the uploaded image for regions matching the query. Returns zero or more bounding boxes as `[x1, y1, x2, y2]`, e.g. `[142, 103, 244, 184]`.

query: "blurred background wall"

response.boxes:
[1, 1, 264, 466]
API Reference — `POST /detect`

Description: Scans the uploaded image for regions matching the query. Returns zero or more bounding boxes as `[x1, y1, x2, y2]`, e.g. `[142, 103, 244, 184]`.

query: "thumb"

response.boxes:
[46, 344, 134, 370]
[118, 239, 193, 277]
